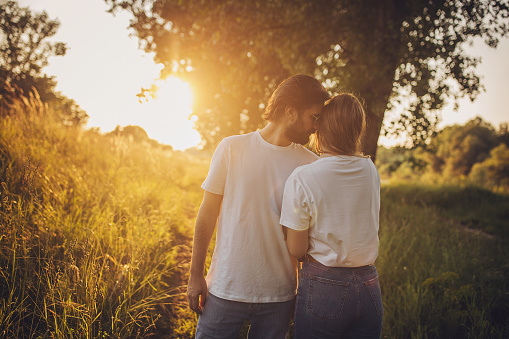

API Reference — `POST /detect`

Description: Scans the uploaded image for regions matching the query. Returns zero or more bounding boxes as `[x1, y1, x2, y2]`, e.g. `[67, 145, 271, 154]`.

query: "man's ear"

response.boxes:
[285, 106, 298, 122]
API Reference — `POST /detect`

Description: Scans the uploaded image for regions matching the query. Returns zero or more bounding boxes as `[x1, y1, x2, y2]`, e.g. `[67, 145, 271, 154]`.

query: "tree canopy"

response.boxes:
[105, 0, 509, 160]
[0, 0, 65, 101]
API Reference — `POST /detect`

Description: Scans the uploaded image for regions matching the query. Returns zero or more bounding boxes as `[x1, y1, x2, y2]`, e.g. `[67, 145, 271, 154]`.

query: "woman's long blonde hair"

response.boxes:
[314, 93, 367, 157]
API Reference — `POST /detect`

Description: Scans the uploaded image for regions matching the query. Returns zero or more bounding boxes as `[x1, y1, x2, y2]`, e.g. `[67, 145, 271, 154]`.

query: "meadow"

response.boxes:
[1, 94, 508, 338]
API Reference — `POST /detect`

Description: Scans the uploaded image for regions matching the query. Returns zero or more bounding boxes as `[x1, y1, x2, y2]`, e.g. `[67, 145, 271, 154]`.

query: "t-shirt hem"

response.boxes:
[201, 184, 224, 196]
[308, 252, 378, 267]
[208, 290, 296, 303]
[280, 220, 309, 231]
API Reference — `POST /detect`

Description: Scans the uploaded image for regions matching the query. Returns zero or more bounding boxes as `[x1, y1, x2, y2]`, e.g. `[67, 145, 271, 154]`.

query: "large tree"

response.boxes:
[106, 0, 509, 160]
[0, 0, 88, 126]
[0, 0, 66, 101]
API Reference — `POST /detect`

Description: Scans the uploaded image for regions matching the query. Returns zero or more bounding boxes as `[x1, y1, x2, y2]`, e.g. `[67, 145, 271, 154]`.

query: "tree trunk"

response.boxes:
[355, 1, 400, 164]
[363, 109, 384, 163]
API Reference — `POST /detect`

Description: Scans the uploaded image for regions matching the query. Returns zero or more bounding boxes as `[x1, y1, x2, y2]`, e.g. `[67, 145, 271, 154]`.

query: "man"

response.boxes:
[187, 74, 330, 339]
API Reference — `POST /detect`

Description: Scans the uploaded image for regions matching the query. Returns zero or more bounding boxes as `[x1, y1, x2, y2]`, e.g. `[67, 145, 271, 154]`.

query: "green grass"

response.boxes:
[1, 95, 508, 337]
[381, 183, 509, 238]
[0, 96, 208, 338]
[378, 184, 509, 338]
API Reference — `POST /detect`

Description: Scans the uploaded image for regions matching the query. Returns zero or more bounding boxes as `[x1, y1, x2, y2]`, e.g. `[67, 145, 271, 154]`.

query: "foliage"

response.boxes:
[430, 117, 500, 176]
[49, 93, 90, 127]
[0, 1, 88, 127]
[377, 145, 429, 180]
[0, 0, 65, 101]
[0, 91, 208, 337]
[106, 124, 174, 150]
[105, 0, 509, 161]
[379, 117, 509, 191]
[470, 143, 509, 188]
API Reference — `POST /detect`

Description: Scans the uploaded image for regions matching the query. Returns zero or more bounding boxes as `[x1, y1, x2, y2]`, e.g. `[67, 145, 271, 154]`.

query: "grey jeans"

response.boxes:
[195, 293, 294, 339]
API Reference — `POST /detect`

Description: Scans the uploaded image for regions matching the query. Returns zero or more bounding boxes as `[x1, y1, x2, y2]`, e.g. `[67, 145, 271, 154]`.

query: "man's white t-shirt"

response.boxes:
[202, 131, 318, 302]
[280, 155, 380, 267]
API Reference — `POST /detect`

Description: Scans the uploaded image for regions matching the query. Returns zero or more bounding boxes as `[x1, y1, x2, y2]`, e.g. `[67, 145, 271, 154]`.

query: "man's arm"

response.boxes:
[187, 191, 223, 314]
[285, 227, 309, 259]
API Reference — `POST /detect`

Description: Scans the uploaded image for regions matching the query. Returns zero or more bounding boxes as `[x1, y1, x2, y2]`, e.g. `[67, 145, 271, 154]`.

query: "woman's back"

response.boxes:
[281, 154, 380, 267]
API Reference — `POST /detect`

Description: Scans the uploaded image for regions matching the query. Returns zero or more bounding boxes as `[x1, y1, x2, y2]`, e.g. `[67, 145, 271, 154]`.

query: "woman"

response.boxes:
[280, 93, 383, 338]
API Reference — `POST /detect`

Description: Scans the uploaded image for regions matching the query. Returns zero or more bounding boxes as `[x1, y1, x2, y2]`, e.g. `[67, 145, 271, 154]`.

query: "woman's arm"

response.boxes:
[285, 227, 309, 259]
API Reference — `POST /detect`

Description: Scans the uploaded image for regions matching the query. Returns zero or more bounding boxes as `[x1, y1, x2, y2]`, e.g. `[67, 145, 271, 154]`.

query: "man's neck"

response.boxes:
[258, 122, 292, 147]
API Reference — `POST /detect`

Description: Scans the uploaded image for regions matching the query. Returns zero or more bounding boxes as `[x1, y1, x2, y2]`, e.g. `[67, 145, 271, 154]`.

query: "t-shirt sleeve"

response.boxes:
[201, 139, 229, 195]
[280, 174, 311, 231]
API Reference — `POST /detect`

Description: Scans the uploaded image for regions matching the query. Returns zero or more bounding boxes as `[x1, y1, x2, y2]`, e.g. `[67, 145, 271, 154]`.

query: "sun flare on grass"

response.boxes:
[140, 77, 201, 150]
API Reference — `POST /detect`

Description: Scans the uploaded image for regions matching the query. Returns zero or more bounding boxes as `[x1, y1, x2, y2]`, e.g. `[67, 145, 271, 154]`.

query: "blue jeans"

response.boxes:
[195, 293, 294, 339]
[294, 258, 383, 339]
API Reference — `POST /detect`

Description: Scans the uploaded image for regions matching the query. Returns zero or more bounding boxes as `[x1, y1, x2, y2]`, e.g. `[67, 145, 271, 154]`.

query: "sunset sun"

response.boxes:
[139, 77, 201, 150]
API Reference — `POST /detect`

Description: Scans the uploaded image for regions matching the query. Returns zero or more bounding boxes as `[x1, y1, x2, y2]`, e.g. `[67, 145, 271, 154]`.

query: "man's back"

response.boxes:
[202, 131, 317, 302]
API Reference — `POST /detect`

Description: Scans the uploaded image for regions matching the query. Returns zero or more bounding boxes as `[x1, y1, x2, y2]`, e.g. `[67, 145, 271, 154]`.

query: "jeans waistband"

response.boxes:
[305, 255, 375, 275]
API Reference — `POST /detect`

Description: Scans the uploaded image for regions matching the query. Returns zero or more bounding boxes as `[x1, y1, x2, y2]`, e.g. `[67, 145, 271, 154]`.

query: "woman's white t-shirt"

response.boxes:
[280, 155, 381, 267]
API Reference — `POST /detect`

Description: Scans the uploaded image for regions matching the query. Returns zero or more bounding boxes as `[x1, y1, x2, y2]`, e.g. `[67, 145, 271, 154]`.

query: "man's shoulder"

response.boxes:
[298, 145, 319, 156]
[220, 132, 257, 145]
[289, 158, 318, 179]
[292, 144, 319, 163]
[212, 133, 256, 155]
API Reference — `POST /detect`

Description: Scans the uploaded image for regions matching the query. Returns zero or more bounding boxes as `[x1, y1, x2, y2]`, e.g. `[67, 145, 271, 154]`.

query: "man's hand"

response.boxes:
[187, 191, 222, 314]
[187, 274, 208, 314]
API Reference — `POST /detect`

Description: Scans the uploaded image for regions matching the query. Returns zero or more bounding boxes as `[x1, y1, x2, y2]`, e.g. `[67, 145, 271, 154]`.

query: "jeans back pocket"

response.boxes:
[308, 276, 350, 320]
[363, 275, 383, 317]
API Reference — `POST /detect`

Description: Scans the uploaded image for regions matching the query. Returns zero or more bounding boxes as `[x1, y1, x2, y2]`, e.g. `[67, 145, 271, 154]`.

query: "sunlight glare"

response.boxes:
[140, 77, 201, 150]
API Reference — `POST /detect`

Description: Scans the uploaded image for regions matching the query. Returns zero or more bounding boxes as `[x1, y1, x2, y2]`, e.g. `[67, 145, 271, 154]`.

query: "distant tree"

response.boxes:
[105, 0, 509, 161]
[497, 122, 509, 146]
[469, 143, 509, 188]
[106, 125, 173, 150]
[0, 1, 88, 126]
[377, 146, 407, 178]
[429, 117, 499, 176]
[0, 0, 65, 101]
[108, 125, 149, 142]
[50, 95, 89, 127]
[376, 145, 428, 179]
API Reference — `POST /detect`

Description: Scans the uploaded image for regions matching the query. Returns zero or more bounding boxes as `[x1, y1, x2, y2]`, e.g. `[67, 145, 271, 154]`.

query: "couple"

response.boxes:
[187, 75, 383, 339]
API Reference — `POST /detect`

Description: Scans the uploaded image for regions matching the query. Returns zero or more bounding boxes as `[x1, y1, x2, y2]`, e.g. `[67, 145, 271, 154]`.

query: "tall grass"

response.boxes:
[0, 92, 208, 337]
[378, 184, 509, 338]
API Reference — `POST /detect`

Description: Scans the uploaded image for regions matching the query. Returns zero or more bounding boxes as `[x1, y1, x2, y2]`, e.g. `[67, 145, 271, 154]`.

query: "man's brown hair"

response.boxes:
[263, 75, 330, 121]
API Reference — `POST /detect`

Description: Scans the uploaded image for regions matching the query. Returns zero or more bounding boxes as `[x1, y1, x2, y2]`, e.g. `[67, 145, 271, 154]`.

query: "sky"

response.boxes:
[17, 0, 201, 150]
[15, 0, 509, 149]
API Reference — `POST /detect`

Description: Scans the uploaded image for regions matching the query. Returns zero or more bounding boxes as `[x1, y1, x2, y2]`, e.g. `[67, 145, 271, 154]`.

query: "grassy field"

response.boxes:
[1, 96, 508, 338]
[0, 96, 208, 337]
[378, 184, 508, 338]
